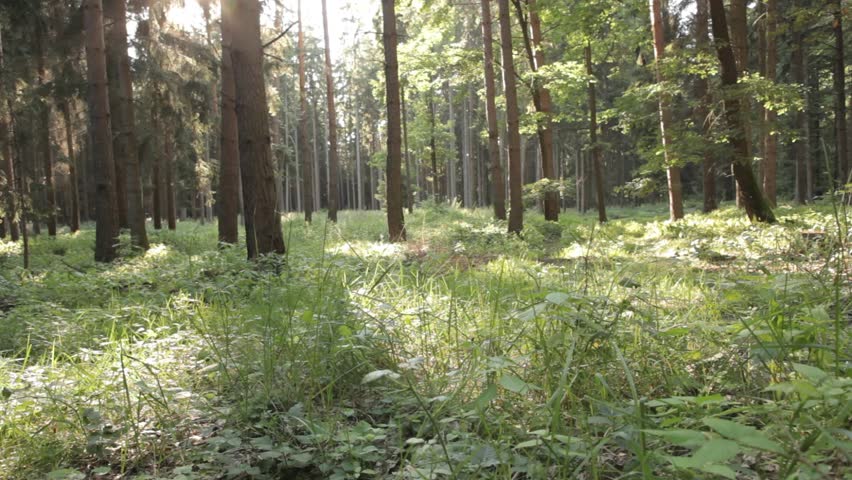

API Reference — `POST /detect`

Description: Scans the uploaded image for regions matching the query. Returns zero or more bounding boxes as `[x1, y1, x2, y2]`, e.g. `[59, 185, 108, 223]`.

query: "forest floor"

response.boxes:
[0, 202, 850, 479]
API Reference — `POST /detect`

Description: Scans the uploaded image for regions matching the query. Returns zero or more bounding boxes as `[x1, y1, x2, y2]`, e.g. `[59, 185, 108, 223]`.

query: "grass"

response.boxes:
[0, 202, 849, 479]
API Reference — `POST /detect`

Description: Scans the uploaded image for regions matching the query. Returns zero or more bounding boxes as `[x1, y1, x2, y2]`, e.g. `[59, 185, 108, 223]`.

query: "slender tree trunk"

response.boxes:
[152, 107, 162, 230]
[382, 0, 406, 241]
[35, 18, 57, 236]
[792, 21, 808, 204]
[763, 0, 777, 206]
[84, 0, 118, 261]
[321, 0, 340, 221]
[728, 0, 750, 206]
[0, 30, 18, 241]
[228, 0, 285, 256]
[164, 121, 176, 231]
[480, 0, 506, 220]
[105, 0, 147, 247]
[709, 0, 775, 222]
[429, 97, 439, 201]
[696, 0, 717, 212]
[585, 43, 607, 223]
[217, 0, 240, 244]
[649, 0, 684, 221]
[298, 0, 313, 223]
[833, 0, 848, 187]
[498, 0, 523, 233]
[60, 102, 80, 232]
[402, 82, 414, 213]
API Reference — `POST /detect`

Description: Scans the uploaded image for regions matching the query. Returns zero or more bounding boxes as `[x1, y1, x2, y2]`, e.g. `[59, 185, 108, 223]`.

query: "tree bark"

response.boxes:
[585, 43, 607, 223]
[708, 0, 775, 222]
[480, 0, 506, 220]
[217, 0, 240, 244]
[402, 82, 414, 213]
[298, 0, 313, 223]
[228, 0, 285, 256]
[164, 118, 176, 231]
[105, 0, 147, 248]
[60, 102, 80, 233]
[321, 0, 340, 221]
[649, 0, 684, 221]
[382, 0, 406, 242]
[792, 20, 808, 204]
[0, 29, 18, 241]
[498, 0, 524, 234]
[35, 17, 57, 236]
[696, 0, 717, 212]
[763, 0, 777, 206]
[84, 0, 118, 261]
[429, 97, 439, 201]
[833, 0, 848, 187]
[728, 0, 749, 206]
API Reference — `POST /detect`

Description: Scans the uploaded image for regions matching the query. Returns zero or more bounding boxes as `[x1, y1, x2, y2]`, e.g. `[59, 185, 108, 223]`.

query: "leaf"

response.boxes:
[499, 373, 530, 394]
[545, 292, 571, 305]
[699, 463, 738, 479]
[691, 438, 741, 464]
[473, 383, 497, 408]
[702, 418, 783, 453]
[405, 437, 426, 445]
[644, 429, 707, 447]
[361, 370, 400, 384]
[515, 438, 544, 449]
[793, 363, 828, 383]
[47, 470, 85, 480]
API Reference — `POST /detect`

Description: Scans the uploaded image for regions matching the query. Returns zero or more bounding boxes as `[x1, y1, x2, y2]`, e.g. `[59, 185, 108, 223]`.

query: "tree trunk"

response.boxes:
[298, 0, 313, 223]
[696, 0, 717, 212]
[401, 82, 414, 213]
[585, 43, 607, 223]
[164, 121, 176, 231]
[217, 0, 240, 244]
[649, 0, 684, 221]
[35, 18, 57, 236]
[84, 0, 118, 261]
[763, 0, 777, 206]
[792, 21, 808, 204]
[104, 0, 147, 248]
[498, 0, 523, 233]
[321, 0, 340, 221]
[429, 97, 439, 201]
[0, 30, 18, 241]
[728, 0, 749, 207]
[708, 0, 776, 222]
[480, 0, 506, 220]
[61, 102, 80, 233]
[228, 0, 285, 256]
[152, 107, 162, 230]
[833, 0, 848, 187]
[382, 0, 406, 242]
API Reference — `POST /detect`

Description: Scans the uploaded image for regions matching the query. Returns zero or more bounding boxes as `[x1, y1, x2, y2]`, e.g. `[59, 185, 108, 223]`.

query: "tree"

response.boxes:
[585, 42, 607, 223]
[762, 0, 777, 206]
[298, 0, 313, 223]
[708, 0, 775, 222]
[695, 0, 716, 212]
[498, 0, 523, 234]
[480, 0, 506, 221]
[35, 11, 56, 236]
[60, 101, 80, 233]
[228, 0, 286, 257]
[832, 0, 847, 187]
[321, 0, 340, 222]
[649, 0, 683, 221]
[382, 0, 406, 242]
[217, 0, 239, 244]
[104, 0, 148, 249]
[83, 0, 118, 262]
[0, 28, 18, 241]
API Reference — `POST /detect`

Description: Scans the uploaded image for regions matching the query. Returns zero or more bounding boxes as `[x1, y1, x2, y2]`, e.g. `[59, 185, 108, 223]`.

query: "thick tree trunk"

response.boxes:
[61, 102, 80, 232]
[84, 0, 118, 261]
[217, 0, 240, 244]
[649, 0, 684, 221]
[728, 0, 749, 206]
[0, 27, 18, 240]
[105, 0, 147, 248]
[228, 0, 285, 256]
[696, 0, 717, 212]
[585, 43, 607, 223]
[321, 0, 340, 221]
[763, 0, 777, 206]
[298, 0, 313, 223]
[35, 19, 57, 236]
[498, 0, 523, 234]
[709, 0, 775, 222]
[833, 0, 848, 187]
[480, 0, 506, 220]
[382, 0, 406, 242]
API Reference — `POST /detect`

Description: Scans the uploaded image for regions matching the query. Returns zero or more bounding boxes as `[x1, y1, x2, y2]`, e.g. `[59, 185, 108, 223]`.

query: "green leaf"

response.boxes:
[499, 373, 530, 394]
[702, 418, 783, 453]
[644, 429, 707, 447]
[515, 438, 544, 449]
[698, 463, 738, 479]
[361, 370, 400, 384]
[793, 363, 828, 383]
[545, 292, 571, 305]
[474, 383, 497, 408]
[691, 438, 741, 464]
[47, 470, 85, 480]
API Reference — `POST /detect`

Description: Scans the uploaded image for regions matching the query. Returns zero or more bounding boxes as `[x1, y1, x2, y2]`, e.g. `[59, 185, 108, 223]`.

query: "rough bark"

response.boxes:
[228, 0, 285, 256]
[585, 43, 607, 223]
[298, 0, 313, 223]
[401, 82, 414, 213]
[84, 0, 118, 261]
[833, 0, 848, 186]
[35, 18, 57, 236]
[708, 0, 776, 222]
[696, 0, 717, 212]
[61, 102, 80, 232]
[382, 0, 406, 242]
[321, 0, 340, 221]
[792, 22, 808, 204]
[218, 0, 240, 244]
[763, 0, 777, 206]
[0, 29, 17, 241]
[498, 0, 523, 233]
[481, 0, 506, 220]
[728, 0, 749, 206]
[649, 0, 684, 221]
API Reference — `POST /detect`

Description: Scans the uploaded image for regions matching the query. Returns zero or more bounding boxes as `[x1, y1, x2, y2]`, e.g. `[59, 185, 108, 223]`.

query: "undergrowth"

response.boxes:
[0, 202, 849, 479]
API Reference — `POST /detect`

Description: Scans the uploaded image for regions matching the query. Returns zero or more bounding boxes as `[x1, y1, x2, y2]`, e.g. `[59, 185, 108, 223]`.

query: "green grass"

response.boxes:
[0, 202, 849, 479]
